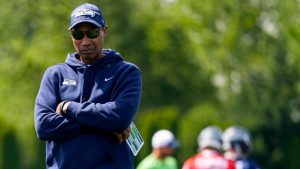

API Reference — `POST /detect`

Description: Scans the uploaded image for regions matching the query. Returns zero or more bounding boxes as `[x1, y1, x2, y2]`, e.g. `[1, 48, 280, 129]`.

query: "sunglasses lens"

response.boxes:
[86, 29, 100, 39]
[71, 28, 100, 40]
[71, 31, 84, 40]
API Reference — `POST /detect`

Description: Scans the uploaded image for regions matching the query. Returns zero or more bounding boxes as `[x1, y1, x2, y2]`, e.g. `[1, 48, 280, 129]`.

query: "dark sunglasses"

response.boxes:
[71, 28, 101, 40]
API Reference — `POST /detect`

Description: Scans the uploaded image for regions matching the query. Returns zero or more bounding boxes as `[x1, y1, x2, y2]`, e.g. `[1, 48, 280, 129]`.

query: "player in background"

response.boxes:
[137, 129, 179, 169]
[182, 126, 235, 169]
[222, 126, 260, 169]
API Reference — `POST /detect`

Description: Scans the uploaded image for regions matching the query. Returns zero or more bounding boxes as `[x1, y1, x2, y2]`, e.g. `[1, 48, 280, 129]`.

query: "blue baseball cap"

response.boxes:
[69, 3, 105, 30]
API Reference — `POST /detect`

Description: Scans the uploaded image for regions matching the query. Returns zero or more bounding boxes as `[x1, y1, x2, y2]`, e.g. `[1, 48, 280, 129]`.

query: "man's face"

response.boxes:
[71, 22, 107, 64]
[160, 147, 175, 156]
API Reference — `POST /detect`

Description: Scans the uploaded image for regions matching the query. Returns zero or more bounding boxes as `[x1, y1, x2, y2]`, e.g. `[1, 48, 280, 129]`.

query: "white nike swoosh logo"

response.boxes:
[104, 76, 113, 81]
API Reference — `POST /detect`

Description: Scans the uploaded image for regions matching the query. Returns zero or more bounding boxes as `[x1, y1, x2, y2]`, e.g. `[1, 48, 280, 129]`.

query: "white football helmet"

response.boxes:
[197, 126, 223, 150]
[222, 125, 252, 156]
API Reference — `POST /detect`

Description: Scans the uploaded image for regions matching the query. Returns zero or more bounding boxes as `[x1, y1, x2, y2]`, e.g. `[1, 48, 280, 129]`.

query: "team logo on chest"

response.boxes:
[62, 79, 77, 86]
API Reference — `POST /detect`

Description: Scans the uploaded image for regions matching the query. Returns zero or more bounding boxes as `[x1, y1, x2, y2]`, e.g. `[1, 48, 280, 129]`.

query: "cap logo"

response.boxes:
[72, 9, 100, 18]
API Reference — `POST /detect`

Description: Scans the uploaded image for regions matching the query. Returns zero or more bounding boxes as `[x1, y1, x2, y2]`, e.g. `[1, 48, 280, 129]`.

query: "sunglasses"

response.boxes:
[71, 28, 101, 40]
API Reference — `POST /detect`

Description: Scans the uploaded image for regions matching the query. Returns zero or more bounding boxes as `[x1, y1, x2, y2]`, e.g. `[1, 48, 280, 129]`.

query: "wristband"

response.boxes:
[60, 100, 69, 115]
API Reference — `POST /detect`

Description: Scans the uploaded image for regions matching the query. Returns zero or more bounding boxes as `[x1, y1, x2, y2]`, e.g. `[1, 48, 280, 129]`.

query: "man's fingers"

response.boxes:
[122, 127, 131, 140]
[56, 102, 62, 114]
[113, 127, 131, 143]
[122, 132, 129, 140]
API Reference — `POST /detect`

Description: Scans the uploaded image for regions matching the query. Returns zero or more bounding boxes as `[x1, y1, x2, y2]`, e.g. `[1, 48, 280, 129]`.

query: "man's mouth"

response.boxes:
[80, 49, 93, 55]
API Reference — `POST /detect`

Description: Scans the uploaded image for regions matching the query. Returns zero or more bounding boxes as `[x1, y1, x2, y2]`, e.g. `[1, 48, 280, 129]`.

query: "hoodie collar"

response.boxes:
[65, 49, 124, 69]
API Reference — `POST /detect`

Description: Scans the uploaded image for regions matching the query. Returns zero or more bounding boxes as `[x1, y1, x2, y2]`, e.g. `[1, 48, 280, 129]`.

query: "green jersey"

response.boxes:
[136, 154, 178, 169]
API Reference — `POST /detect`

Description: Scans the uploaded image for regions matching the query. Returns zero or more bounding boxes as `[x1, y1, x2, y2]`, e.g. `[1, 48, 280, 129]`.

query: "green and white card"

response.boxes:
[126, 122, 144, 156]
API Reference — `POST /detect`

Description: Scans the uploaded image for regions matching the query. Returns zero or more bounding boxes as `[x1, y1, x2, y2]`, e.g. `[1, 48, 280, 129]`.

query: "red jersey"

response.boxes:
[182, 149, 236, 169]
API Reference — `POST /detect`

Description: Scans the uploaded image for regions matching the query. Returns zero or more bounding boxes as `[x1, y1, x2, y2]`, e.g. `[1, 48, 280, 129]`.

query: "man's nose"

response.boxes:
[81, 35, 92, 46]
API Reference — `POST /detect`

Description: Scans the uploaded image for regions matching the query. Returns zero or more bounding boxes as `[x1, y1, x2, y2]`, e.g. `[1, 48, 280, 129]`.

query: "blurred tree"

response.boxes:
[2, 131, 21, 169]
[0, 0, 300, 168]
[135, 106, 180, 164]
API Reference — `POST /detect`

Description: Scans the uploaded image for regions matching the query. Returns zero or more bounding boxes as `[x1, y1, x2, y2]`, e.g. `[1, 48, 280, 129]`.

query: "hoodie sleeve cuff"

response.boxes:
[66, 101, 80, 120]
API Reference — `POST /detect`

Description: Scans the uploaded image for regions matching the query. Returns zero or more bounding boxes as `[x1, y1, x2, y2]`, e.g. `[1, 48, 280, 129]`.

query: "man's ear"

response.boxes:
[102, 26, 108, 38]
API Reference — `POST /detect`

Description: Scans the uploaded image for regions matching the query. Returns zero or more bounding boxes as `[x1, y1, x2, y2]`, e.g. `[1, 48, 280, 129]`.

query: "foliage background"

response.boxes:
[0, 0, 300, 168]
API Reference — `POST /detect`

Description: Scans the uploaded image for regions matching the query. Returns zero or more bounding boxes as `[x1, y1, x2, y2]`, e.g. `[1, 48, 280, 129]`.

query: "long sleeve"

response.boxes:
[66, 65, 142, 133]
[34, 68, 88, 141]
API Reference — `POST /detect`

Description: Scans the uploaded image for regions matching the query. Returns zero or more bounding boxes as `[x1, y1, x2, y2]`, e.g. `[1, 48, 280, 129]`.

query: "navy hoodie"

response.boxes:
[34, 49, 142, 169]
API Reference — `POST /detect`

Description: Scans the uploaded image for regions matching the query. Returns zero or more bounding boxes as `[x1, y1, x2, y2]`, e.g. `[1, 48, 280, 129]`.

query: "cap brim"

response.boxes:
[69, 20, 102, 30]
[170, 140, 180, 148]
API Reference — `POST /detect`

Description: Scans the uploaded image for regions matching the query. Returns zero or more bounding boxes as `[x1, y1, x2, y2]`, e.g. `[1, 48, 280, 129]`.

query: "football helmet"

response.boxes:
[222, 126, 252, 156]
[197, 125, 223, 150]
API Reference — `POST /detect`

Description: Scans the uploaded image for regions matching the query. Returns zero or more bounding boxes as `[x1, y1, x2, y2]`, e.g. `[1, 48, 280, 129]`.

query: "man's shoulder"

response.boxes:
[122, 61, 140, 70]
[103, 48, 140, 68]
[43, 63, 70, 76]
[184, 154, 198, 164]
[237, 158, 260, 169]
[136, 154, 155, 169]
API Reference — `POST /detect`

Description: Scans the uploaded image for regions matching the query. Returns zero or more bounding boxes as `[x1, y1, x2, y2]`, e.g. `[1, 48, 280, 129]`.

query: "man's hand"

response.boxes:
[56, 103, 61, 114]
[113, 127, 131, 144]
[56, 101, 70, 115]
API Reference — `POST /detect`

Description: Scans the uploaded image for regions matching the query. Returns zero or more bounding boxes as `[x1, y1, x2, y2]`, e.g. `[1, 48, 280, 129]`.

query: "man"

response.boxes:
[222, 126, 260, 169]
[136, 129, 179, 169]
[34, 3, 142, 169]
[182, 126, 235, 169]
